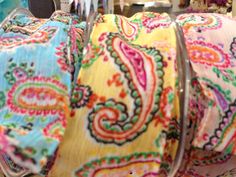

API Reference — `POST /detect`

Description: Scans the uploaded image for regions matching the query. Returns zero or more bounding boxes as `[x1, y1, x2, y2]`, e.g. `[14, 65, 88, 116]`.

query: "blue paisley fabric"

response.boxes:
[0, 11, 84, 174]
[0, 0, 28, 22]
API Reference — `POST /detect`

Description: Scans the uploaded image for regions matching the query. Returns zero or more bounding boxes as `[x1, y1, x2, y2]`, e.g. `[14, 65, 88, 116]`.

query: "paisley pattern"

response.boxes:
[75, 152, 161, 177]
[2, 11, 236, 177]
[176, 13, 236, 177]
[142, 13, 172, 33]
[81, 44, 101, 68]
[87, 33, 163, 145]
[0, 27, 57, 50]
[3, 15, 47, 35]
[187, 40, 230, 68]
[43, 114, 67, 141]
[56, 42, 73, 73]
[0, 11, 84, 175]
[7, 76, 68, 116]
[204, 100, 236, 153]
[4, 59, 35, 85]
[115, 15, 140, 41]
[176, 13, 222, 33]
[71, 85, 92, 108]
[49, 12, 180, 177]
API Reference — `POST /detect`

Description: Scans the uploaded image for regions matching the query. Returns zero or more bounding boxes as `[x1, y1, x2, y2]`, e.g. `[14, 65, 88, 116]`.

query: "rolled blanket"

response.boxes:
[0, 11, 84, 175]
[176, 13, 236, 177]
[49, 12, 181, 177]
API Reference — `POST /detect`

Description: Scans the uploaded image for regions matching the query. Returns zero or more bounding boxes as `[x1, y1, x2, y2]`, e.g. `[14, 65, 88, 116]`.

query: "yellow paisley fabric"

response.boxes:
[49, 12, 180, 177]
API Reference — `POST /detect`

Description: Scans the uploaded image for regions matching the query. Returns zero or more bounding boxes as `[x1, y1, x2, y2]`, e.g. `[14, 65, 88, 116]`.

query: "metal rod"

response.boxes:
[0, 8, 34, 29]
[168, 18, 191, 177]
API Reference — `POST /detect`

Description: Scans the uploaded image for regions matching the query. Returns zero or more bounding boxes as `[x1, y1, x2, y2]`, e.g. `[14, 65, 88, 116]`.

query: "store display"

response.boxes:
[0, 1, 236, 177]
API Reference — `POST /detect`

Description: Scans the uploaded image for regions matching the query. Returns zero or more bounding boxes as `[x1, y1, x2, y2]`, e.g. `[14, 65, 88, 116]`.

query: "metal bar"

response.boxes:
[168, 18, 191, 177]
[0, 8, 34, 29]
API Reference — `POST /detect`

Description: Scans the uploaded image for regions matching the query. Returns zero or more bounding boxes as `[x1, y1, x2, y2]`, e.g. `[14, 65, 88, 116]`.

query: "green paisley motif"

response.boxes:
[81, 43, 101, 68]
[4, 60, 35, 85]
[75, 152, 161, 177]
[213, 67, 236, 87]
[0, 91, 5, 109]
[87, 33, 164, 145]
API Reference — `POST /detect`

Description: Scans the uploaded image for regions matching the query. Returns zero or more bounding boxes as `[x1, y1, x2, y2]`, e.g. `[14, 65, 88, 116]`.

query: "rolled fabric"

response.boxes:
[177, 13, 236, 157]
[49, 12, 181, 177]
[177, 13, 236, 175]
[0, 11, 84, 175]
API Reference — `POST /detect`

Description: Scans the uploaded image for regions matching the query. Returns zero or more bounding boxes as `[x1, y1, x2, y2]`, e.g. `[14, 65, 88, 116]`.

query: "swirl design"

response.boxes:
[115, 16, 140, 41]
[88, 33, 163, 145]
[0, 27, 57, 50]
[187, 40, 230, 68]
[204, 100, 236, 153]
[71, 85, 92, 108]
[75, 152, 161, 177]
[7, 76, 68, 116]
[177, 14, 222, 33]
[142, 13, 172, 33]
[43, 113, 67, 141]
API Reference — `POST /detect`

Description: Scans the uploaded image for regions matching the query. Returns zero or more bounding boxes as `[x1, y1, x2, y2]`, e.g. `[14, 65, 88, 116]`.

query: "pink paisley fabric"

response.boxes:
[176, 13, 236, 177]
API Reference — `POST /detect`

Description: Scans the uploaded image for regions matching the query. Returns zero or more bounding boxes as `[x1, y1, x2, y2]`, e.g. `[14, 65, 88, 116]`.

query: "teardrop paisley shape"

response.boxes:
[115, 16, 140, 41]
[88, 33, 163, 145]
[187, 40, 230, 68]
[7, 76, 68, 116]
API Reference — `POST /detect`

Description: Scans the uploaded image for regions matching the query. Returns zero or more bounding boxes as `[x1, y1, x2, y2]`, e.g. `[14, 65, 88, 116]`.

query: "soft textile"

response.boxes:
[0, 11, 84, 175]
[49, 12, 181, 177]
[0, 0, 28, 22]
[176, 13, 236, 176]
